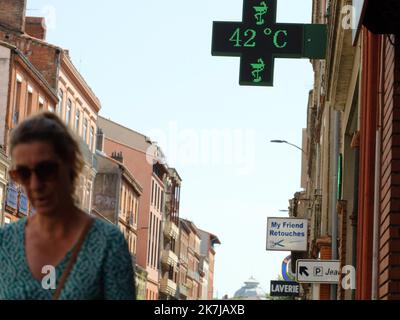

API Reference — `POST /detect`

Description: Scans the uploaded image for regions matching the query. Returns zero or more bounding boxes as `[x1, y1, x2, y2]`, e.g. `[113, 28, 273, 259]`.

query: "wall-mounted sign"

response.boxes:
[212, 0, 326, 86]
[270, 281, 300, 297]
[296, 259, 340, 284]
[266, 217, 308, 251]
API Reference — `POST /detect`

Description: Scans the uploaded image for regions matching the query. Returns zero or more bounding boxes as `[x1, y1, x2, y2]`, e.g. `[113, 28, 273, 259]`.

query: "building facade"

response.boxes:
[97, 116, 164, 300]
[92, 151, 146, 299]
[178, 219, 220, 300]
[0, 0, 101, 222]
[297, 0, 400, 300]
[198, 229, 221, 300]
[178, 219, 190, 300]
[159, 168, 181, 300]
[0, 40, 58, 225]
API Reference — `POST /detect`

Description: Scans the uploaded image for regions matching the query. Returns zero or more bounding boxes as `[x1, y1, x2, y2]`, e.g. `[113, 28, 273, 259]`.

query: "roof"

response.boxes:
[179, 218, 191, 234]
[0, 40, 58, 101]
[60, 51, 101, 112]
[233, 277, 266, 300]
[180, 218, 200, 236]
[0, 21, 101, 111]
[98, 116, 153, 153]
[168, 167, 182, 183]
[197, 228, 221, 245]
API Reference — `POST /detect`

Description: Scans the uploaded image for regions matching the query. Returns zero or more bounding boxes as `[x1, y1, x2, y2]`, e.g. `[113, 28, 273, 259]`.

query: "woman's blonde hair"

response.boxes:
[9, 111, 84, 191]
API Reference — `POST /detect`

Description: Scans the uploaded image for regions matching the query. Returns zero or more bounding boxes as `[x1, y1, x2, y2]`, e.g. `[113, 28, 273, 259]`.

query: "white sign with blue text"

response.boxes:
[266, 217, 308, 252]
[296, 260, 340, 284]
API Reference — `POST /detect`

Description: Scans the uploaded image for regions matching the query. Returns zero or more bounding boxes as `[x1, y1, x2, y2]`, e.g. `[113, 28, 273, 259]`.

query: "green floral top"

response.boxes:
[0, 217, 136, 300]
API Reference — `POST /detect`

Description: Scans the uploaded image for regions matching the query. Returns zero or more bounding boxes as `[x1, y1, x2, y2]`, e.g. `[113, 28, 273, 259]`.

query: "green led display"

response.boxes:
[211, 0, 327, 86]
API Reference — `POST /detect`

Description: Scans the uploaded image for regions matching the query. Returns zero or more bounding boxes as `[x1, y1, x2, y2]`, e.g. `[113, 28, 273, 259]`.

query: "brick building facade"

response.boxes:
[298, 0, 400, 300]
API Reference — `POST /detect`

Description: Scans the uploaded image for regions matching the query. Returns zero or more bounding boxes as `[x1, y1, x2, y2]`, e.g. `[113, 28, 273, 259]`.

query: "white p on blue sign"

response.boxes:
[266, 217, 308, 252]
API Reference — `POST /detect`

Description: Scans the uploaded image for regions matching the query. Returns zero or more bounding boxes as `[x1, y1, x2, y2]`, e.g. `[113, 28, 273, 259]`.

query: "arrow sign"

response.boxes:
[299, 266, 309, 277]
[296, 260, 340, 284]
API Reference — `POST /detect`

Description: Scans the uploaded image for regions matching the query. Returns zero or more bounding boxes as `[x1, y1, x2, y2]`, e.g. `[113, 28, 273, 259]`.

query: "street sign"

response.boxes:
[296, 260, 340, 284]
[266, 217, 308, 251]
[211, 0, 327, 86]
[270, 281, 300, 297]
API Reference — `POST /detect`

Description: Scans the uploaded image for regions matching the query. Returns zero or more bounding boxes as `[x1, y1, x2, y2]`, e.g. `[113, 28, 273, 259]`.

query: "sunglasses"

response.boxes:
[9, 161, 60, 185]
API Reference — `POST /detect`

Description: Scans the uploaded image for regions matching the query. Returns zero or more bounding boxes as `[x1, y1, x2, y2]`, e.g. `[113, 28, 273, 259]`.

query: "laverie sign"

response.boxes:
[266, 217, 307, 251]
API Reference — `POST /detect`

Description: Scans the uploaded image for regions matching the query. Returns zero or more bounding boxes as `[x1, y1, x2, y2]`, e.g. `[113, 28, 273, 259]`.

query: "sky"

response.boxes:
[27, 0, 314, 298]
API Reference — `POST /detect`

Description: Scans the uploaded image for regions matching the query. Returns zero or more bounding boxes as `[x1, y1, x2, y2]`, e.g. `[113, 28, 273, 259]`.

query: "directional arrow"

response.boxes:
[299, 266, 309, 277]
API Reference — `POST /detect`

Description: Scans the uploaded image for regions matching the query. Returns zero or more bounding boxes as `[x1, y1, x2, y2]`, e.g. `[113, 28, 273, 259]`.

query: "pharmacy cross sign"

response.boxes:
[211, 0, 327, 86]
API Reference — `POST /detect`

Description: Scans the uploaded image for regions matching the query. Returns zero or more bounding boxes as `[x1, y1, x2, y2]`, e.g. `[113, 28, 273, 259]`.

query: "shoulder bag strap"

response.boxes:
[52, 217, 94, 300]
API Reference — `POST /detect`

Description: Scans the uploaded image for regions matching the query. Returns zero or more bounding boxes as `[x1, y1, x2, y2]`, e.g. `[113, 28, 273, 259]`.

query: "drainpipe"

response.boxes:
[372, 38, 384, 300]
[371, 128, 381, 300]
[330, 109, 340, 300]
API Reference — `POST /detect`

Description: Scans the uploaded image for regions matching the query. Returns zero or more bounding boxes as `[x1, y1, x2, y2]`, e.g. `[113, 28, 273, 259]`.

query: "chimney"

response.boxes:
[25, 16, 46, 40]
[0, 0, 27, 33]
[111, 151, 124, 164]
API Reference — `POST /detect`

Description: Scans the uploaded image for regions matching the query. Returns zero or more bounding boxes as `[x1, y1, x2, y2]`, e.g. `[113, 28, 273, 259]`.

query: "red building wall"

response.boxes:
[357, 28, 380, 300]
[378, 35, 400, 300]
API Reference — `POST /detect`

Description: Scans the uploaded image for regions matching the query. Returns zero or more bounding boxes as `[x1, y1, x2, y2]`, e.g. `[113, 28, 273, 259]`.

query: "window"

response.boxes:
[135, 200, 139, 224]
[57, 89, 63, 115]
[83, 118, 88, 144]
[151, 180, 154, 206]
[154, 217, 159, 268]
[89, 126, 94, 151]
[26, 89, 33, 117]
[13, 79, 22, 125]
[124, 189, 127, 220]
[38, 97, 44, 111]
[160, 191, 164, 212]
[74, 108, 80, 132]
[119, 186, 123, 214]
[48, 105, 55, 112]
[151, 214, 156, 268]
[147, 212, 153, 266]
[120, 186, 125, 217]
[155, 184, 158, 210]
[66, 99, 72, 125]
[157, 187, 161, 211]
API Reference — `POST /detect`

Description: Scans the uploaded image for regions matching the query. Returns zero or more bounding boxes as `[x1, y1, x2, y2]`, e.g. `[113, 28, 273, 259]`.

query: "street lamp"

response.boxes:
[270, 140, 306, 154]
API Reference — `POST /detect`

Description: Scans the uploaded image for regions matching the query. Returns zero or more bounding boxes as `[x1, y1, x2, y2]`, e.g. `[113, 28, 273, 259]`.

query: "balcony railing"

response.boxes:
[179, 284, 189, 297]
[161, 249, 179, 268]
[164, 220, 179, 240]
[180, 255, 188, 266]
[160, 277, 177, 296]
[187, 269, 200, 282]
